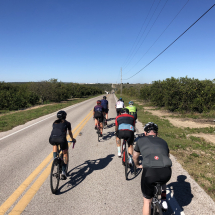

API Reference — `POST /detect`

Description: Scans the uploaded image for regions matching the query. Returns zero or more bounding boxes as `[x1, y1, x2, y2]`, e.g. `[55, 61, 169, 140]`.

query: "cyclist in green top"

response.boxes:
[126, 101, 137, 120]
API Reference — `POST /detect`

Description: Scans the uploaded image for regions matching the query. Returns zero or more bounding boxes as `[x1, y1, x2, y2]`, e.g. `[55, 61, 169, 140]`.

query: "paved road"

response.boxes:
[0, 94, 215, 215]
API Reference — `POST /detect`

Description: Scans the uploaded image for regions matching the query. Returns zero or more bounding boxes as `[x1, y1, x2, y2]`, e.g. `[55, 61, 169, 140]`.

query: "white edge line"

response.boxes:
[0, 96, 99, 141]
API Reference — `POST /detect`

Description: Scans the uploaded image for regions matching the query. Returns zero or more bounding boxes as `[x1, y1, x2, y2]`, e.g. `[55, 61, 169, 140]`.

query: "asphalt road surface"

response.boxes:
[0, 94, 215, 215]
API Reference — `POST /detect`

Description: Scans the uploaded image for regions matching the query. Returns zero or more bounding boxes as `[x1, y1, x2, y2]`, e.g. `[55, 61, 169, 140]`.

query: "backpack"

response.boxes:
[49, 122, 67, 145]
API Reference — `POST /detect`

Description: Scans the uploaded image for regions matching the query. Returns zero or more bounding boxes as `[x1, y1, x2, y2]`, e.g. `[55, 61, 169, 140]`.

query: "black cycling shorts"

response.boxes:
[49, 137, 68, 151]
[116, 108, 122, 116]
[117, 130, 134, 146]
[130, 112, 137, 120]
[141, 167, 172, 199]
[103, 108, 108, 114]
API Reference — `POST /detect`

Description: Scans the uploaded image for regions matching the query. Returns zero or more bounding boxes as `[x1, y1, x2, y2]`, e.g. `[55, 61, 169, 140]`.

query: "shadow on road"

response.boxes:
[165, 175, 194, 215]
[57, 154, 115, 195]
[102, 131, 115, 141]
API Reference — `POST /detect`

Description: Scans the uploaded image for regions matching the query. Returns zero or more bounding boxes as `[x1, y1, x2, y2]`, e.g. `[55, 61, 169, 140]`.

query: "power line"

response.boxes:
[123, 4, 215, 81]
[123, 0, 161, 70]
[122, 0, 155, 68]
[124, 0, 167, 73]
[124, 0, 190, 75]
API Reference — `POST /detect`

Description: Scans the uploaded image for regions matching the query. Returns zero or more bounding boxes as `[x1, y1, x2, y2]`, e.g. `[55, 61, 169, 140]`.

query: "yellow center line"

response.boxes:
[0, 109, 93, 215]
[9, 112, 93, 215]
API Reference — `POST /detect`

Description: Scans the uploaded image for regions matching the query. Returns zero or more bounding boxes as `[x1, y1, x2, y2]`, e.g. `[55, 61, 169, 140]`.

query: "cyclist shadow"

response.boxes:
[107, 118, 115, 122]
[101, 131, 115, 141]
[104, 122, 115, 129]
[57, 154, 115, 195]
[165, 175, 194, 215]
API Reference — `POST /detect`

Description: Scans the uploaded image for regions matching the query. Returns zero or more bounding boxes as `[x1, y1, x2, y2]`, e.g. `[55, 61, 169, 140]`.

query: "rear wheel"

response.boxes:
[152, 202, 163, 215]
[125, 148, 128, 180]
[50, 159, 60, 194]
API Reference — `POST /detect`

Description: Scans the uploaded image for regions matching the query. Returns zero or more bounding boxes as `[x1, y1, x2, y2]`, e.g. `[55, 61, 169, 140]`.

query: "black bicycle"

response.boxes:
[151, 182, 165, 215]
[50, 145, 70, 194]
[121, 139, 136, 180]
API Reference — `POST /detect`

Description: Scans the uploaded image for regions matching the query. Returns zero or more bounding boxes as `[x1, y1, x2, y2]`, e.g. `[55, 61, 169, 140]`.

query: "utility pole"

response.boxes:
[121, 68, 122, 95]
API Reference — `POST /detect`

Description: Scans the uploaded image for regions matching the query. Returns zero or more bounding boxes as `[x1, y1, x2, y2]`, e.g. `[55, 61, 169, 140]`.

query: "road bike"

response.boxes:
[121, 139, 136, 180]
[151, 183, 165, 215]
[50, 143, 73, 194]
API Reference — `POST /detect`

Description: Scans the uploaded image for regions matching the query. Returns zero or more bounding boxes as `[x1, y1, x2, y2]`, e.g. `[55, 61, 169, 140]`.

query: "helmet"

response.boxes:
[97, 100, 101, 104]
[119, 97, 122, 101]
[57, 110, 67, 119]
[129, 101, 134, 105]
[144, 122, 158, 133]
[103, 96, 106, 99]
[120, 108, 129, 114]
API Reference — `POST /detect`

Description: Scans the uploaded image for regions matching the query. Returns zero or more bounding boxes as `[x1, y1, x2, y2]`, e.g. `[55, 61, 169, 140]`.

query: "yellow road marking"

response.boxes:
[0, 109, 93, 215]
[9, 112, 93, 215]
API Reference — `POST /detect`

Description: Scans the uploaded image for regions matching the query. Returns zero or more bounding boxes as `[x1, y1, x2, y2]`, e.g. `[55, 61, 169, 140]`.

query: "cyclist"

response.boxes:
[133, 122, 172, 215]
[115, 97, 124, 116]
[49, 110, 76, 180]
[126, 101, 137, 120]
[101, 96, 109, 125]
[93, 100, 105, 137]
[115, 108, 135, 163]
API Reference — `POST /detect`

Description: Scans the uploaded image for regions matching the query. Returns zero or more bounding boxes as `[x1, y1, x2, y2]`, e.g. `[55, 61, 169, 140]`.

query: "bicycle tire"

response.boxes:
[121, 140, 125, 166]
[97, 126, 100, 142]
[133, 159, 136, 176]
[50, 159, 60, 194]
[65, 151, 69, 175]
[152, 202, 163, 215]
[125, 148, 128, 180]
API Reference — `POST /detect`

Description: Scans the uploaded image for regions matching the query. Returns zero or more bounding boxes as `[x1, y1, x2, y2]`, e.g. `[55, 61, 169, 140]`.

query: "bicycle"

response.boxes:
[151, 182, 165, 215]
[50, 142, 74, 194]
[121, 139, 136, 180]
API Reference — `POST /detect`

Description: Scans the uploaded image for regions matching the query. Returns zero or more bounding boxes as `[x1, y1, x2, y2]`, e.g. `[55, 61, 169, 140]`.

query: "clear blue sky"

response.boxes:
[0, 0, 214, 84]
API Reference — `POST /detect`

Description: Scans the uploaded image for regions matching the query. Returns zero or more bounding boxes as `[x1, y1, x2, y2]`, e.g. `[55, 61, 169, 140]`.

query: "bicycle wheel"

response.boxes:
[152, 202, 163, 215]
[121, 141, 125, 166]
[97, 126, 100, 142]
[65, 151, 69, 176]
[132, 159, 136, 176]
[50, 159, 60, 194]
[125, 148, 128, 180]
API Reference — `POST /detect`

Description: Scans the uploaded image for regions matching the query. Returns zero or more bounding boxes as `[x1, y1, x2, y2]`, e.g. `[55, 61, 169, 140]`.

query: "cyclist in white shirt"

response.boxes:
[115, 98, 124, 116]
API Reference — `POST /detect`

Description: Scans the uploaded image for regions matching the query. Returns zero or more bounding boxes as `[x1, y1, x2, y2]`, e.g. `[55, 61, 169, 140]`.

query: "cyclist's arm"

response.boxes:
[133, 151, 142, 168]
[68, 130, 76, 142]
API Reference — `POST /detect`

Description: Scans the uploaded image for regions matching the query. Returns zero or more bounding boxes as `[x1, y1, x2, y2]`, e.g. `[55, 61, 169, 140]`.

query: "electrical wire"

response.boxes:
[125, 0, 190, 75]
[123, 4, 215, 81]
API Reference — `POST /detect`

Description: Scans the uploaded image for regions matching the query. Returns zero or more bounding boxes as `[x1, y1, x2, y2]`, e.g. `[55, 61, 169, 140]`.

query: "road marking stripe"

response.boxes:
[0, 110, 93, 215]
[8, 112, 93, 215]
[0, 96, 97, 141]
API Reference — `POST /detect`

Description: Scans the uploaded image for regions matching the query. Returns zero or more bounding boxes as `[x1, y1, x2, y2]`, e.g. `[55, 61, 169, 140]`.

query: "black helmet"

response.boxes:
[103, 96, 106, 99]
[120, 108, 129, 114]
[57, 110, 67, 119]
[144, 122, 158, 133]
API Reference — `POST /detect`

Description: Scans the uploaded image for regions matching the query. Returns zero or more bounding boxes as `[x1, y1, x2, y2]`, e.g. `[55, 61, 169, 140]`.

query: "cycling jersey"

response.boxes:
[134, 135, 172, 168]
[101, 99, 108, 109]
[49, 120, 71, 150]
[115, 113, 135, 131]
[115, 100, 124, 108]
[126, 105, 137, 113]
[94, 105, 104, 119]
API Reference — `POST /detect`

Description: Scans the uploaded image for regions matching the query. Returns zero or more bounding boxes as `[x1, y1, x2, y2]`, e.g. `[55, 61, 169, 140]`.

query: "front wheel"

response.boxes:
[50, 159, 60, 194]
[65, 152, 69, 176]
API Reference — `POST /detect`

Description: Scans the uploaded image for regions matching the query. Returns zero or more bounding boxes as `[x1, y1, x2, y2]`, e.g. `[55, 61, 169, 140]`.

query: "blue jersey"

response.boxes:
[101, 99, 108, 109]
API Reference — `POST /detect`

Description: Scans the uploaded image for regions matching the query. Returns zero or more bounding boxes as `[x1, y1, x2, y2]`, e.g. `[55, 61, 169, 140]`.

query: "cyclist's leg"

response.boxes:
[143, 197, 152, 215]
[116, 131, 122, 156]
[53, 145, 58, 159]
[95, 118, 98, 129]
[61, 141, 68, 179]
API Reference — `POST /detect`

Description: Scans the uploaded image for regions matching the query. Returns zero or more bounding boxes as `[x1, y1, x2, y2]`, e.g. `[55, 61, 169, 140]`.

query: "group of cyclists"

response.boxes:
[49, 95, 172, 215]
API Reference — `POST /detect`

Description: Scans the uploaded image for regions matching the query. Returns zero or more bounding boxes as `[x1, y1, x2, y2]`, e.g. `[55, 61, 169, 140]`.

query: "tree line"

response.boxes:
[0, 79, 103, 110]
[117, 77, 215, 113]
